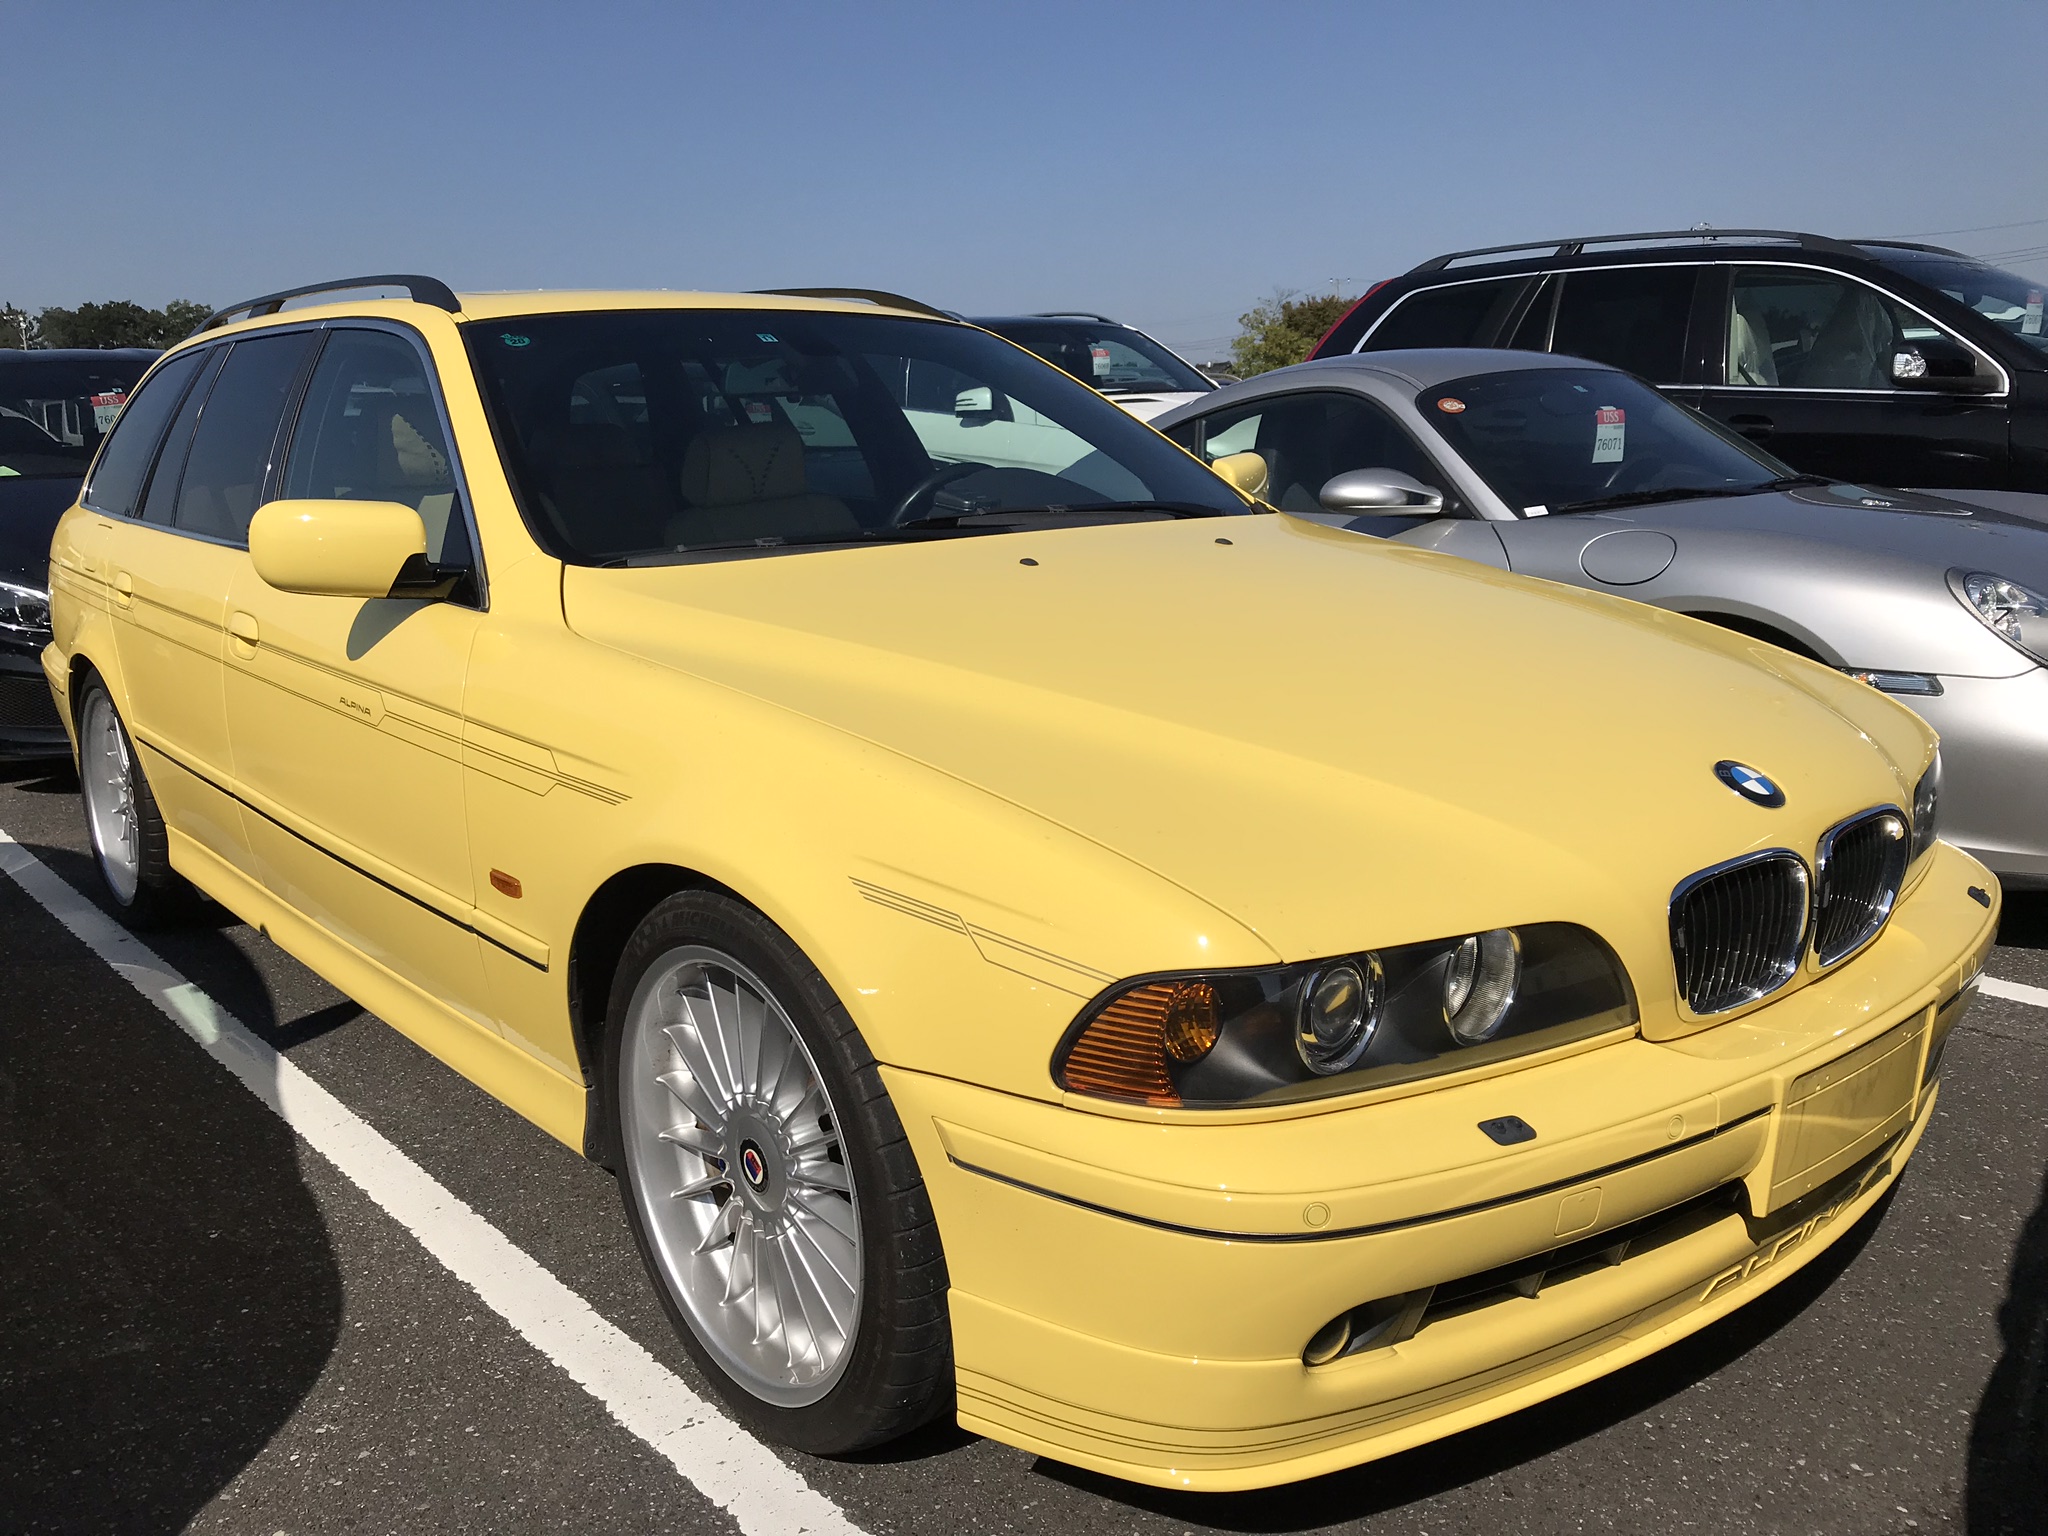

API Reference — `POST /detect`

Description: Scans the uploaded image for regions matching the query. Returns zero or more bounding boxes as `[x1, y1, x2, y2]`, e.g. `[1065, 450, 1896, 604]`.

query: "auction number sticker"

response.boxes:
[1091, 346, 1112, 376]
[2026, 291, 2044, 337]
[1592, 405, 1626, 463]
[89, 391, 127, 432]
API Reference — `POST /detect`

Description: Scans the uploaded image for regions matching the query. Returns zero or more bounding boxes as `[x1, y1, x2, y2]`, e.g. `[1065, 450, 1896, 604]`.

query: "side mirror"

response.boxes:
[1891, 336, 1997, 393]
[1318, 468, 1445, 517]
[954, 386, 996, 416]
[249, 499, 427, 598]
[1209, 450, 1269, 498]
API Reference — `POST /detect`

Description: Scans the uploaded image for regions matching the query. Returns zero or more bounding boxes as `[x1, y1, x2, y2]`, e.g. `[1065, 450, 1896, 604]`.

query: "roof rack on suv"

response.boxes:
[1409, 229, 1868, 274]
[752, 287, 958, 321]
[193, 274, 462, 335]
[1027, 311, 1120, 323]
[1850, 238, 1969, 258]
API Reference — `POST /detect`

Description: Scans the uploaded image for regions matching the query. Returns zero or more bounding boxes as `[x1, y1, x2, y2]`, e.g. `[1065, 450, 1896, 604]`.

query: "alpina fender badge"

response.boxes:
[1714, 760, 1785, 808]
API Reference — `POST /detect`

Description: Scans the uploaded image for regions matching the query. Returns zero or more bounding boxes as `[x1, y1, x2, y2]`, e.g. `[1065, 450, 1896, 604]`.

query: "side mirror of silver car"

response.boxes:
[1319, 468, 1445, 517]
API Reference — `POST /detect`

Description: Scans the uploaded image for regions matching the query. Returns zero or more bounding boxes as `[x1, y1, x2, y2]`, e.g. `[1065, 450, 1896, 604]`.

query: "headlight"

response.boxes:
[1910, 750, 1941, 864]
[1054, 923, 1636, 1108]
[1950, 569, 2048, 666]
[0, 578, 51, 641]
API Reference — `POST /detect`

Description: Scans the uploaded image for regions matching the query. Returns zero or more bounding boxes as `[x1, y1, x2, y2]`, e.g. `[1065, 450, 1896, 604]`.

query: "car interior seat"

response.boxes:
[374, 404, 460, 557]
[1729, 304, 1778, 386]
[527, 421, 676, 555]
[1803, 287, 1896, 389]
[665, 423, 860, 546]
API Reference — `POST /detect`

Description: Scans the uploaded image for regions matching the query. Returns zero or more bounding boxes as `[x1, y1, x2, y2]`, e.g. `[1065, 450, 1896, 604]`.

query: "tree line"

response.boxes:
[2, 299, 214, 352]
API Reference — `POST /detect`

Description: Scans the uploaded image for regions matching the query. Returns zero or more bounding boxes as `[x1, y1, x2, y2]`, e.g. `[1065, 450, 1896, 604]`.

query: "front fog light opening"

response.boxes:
[1444, 928, 1521, 1044]
[1303, 1290, 1433, 1366]
[1295, 955, 1385, 1075]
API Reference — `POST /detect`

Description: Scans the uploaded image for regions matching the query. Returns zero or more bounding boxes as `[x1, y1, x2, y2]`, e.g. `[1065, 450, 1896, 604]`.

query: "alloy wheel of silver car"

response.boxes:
[619, 944, 863, 1407]
[80, 687, 143, 905]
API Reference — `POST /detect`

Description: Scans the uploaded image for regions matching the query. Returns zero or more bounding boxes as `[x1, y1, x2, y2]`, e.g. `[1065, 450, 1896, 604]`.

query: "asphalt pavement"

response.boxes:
[2, 756, 2042, 1536]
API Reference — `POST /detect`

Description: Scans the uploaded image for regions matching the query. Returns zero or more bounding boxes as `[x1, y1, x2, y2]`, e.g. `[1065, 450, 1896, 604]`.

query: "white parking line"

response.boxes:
[0, 830, 861, 1536]
[1980, 975, 2048, 1011]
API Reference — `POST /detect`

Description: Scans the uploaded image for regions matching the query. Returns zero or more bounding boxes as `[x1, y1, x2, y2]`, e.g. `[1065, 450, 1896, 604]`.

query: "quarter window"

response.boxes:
[1363, 278, 1529, 352]
[1726, 267, 1967, 390]
[81, 350, 208, 517]
[284, 330, 470, 565]
[1170, 391, 1453, 515]
[166, 333, 317, 543]
[1548, 266, 1697, 382]
[139, 348, 227, 527]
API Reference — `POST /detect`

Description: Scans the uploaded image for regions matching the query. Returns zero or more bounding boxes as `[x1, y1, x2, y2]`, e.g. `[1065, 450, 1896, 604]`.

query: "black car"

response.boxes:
[0, 348, 159, 756]
[1308, 229, 2048, 493]
[968, 312, 1216, 419]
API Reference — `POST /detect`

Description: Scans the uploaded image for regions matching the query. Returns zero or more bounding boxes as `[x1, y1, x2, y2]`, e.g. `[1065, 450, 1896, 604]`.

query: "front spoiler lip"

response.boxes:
[947, 1102, 1773, 1245]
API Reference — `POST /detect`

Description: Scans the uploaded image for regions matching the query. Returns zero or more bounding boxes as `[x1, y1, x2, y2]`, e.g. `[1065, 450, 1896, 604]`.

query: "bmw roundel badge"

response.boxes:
[1714, 760, 1785, 808]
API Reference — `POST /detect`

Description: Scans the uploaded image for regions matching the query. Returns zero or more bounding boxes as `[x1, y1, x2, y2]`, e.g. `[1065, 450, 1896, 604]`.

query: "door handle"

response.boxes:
[1727, 414, 1774, 438]
[111, 571, 134, 606]
[228, 611, 260, 658]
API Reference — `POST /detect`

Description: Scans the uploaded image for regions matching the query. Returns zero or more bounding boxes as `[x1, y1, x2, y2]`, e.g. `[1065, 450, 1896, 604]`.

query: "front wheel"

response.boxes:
[604, 890, 951, 1453]
[76, 679, 195, 927]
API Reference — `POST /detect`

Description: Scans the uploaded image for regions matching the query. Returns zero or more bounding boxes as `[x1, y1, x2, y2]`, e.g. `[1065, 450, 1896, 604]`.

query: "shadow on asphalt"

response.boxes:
[1995, 889, 2048, 951]
[1969, 1159, 2048, 1536]
[0, 763, 344, 1534]
[1033, 1193, 1891, 1531]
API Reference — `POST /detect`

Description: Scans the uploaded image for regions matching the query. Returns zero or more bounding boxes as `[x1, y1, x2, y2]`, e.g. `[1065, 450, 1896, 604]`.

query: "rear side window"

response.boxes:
[283, 329, 470, 565]
[82, 350, 207, 517]
[1362, 278, 1530, 352]
[168, 332, 318, 543]
[1548, 266, 1697, 382]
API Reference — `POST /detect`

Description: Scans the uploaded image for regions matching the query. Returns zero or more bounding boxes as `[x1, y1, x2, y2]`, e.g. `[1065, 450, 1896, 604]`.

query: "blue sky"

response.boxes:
[8, 1, 2046, 359]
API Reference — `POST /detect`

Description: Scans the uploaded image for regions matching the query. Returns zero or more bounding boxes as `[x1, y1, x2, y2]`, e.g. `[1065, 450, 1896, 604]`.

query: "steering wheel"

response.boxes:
[890, 460, 993, 525]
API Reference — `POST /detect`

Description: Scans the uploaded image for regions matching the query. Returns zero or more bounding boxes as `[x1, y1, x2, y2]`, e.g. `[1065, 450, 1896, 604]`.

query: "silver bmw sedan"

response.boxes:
[1155, 349, 2048, 887]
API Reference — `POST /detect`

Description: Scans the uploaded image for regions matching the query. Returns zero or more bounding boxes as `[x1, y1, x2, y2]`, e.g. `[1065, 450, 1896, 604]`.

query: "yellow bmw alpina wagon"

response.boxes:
[44, 278, 1995, 1489]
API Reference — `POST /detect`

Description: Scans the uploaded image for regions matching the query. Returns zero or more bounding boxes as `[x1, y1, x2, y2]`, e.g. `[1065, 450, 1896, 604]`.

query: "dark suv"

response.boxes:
[0, 348, 159, 755]
[1309, 229, 2048, 494]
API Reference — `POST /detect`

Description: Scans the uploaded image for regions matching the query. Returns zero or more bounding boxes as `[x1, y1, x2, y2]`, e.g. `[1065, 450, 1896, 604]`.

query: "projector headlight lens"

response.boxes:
[1296, 958, 1385, 1074]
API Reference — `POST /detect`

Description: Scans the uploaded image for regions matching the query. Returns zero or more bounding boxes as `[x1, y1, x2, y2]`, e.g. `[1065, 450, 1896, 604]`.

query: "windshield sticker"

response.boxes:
[1091, 346, 1112, 376]
[499, 333, 530, 348]
[756, 333, 778, 343]
[744, 400, 776, 424]
[1523, 504, 1549, 517]
[1592, 406, 1626, 464]
[2026, 292, 2043, 337]
[1436, 397, 1466, 414]
[89, 391, 127, 433]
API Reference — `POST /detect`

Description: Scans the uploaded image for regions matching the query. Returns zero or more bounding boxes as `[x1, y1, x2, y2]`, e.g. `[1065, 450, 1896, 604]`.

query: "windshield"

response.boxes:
[974, 319, 1212, 396]
[0, 355, 154, 479]
[464, 310, 1243, 562]
[1419, 368, 1791, 515]
[1863, 248, 2048, 356]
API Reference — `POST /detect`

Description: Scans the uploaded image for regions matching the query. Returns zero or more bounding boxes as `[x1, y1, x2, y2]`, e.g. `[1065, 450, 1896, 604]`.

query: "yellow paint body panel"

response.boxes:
[41, 289, 1993, 1489]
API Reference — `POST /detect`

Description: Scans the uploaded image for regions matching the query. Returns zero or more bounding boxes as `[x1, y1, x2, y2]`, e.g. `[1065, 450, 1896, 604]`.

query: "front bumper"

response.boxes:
[888, 842, 1995, 1490]
[0, 639, 65, 758]
[1910, 669, 2048, 887]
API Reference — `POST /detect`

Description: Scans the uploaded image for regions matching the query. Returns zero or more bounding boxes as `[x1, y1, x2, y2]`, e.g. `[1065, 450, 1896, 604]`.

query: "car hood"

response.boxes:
[562, 514, 1928, 972]
[0, 478, 81, 588]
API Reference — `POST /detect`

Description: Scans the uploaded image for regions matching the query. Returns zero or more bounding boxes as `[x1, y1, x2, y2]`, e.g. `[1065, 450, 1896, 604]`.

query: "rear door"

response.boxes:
[1699, 264, 2008, 487]
[1539, 264, 1704, 407]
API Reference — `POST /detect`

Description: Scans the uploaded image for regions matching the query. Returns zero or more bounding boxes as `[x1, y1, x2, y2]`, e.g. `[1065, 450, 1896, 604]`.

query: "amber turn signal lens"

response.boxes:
[1161, 981, 1221, 1063]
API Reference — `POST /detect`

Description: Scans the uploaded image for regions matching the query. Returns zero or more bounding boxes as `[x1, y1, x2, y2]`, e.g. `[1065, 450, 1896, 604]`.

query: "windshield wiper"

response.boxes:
[1550, 475, 1829, 515]
[894, 501, 1226, 531]
[612, 530, 927, 564]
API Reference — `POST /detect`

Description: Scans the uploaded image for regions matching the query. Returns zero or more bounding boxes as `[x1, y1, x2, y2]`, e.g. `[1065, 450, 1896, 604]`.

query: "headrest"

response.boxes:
[389, 412, 450, 484]
[528, 422, 639, 470]
[681, 424, 807, 507]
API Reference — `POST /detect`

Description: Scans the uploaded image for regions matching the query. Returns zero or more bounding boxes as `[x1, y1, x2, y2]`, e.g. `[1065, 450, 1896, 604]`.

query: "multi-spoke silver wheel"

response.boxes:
[80, 688, 142, 905]
[619, 945, 862, 1407]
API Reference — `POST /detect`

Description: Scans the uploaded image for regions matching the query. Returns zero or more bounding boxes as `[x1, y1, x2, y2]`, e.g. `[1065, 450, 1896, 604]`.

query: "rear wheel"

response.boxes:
[605, 890, 951, 1453]
[76, 680, 193, 927]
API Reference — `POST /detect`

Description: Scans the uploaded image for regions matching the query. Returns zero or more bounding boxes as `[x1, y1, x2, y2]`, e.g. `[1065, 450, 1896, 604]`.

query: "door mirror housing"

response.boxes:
[954, 385, 996, 416]
[249, 499, 428, 598]
[1209, 450, 1270, 498]
[1319, 468, 1445, 517]
[1891, 336, 1998, 393]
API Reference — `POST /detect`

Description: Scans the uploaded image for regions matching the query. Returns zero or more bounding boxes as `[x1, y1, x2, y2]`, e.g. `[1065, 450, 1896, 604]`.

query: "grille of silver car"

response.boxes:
[1669, 851, 1810, 1015]
[1813, 808, 1910, 966]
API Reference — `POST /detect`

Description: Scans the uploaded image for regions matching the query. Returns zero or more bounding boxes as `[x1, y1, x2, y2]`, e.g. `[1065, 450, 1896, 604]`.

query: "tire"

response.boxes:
[603, 890, 952, 1454]
[75, 679, 195, 928]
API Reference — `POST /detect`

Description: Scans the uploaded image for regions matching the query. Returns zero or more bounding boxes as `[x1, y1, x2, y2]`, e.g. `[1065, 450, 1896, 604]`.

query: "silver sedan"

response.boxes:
[1155, 349, 2048, 887]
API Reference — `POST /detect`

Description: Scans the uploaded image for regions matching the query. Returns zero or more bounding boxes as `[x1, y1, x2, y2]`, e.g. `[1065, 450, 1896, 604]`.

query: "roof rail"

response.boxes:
[1408, 229, 1866, 274]
[1028, 311, 1120, 323]
[752, 287, 958, 321]
[193, 274, 461, 335]
[1851, 238, 1968, 258]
